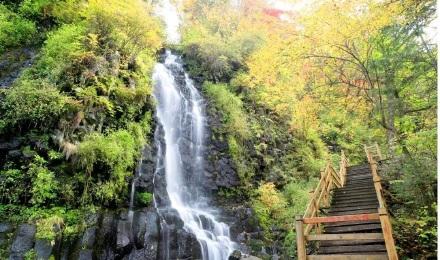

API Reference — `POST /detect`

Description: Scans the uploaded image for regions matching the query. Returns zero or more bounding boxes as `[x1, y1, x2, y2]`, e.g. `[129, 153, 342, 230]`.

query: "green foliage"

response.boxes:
[77, 128, 144, 204]
[33, 23, 86, 82]
[0, 0, 161, 212]
[29, 156, 58, 205]
[0, 79, 68, 132]
[136, 192, 153, 206]
[19, 0, 83, 23]
[24, 249, 37, 260]
[394, 204, 437, 258]
[36, 215, 63, 241]
[203, 82, 250, 139]
[0, 169, 26, 204]
[0, 4, 36, 53]
[252, 182, 287, 239]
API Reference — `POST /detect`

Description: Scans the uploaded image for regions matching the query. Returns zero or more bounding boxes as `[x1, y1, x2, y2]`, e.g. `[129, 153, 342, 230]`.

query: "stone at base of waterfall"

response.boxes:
[229, 250, 262, 260]
[241, 256, 262, 260]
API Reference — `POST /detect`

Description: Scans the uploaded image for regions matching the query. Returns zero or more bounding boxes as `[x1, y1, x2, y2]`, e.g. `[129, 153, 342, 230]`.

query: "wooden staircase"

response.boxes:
[296, 145, 398, 260]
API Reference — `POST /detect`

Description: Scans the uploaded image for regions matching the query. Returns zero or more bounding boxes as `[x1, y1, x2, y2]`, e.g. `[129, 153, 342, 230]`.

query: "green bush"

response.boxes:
[29, 156, 58, 205]
[33, 23, 86, 82]
[0, 169, 26, 204]
[136, 192, 153, 206]
[203, 82, 250, 139]
[0, 4, 36, 52]
[0, 79, 68, 132]
[77, 127, 146, 204]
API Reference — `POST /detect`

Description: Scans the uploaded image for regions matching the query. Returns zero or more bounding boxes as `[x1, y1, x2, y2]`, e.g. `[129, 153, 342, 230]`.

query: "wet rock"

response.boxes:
[81, 227, 96, 249]
[34, 239, 52, 260]
[10, 224, 36, 259]
[176, 230, 202, 259]
[0, 223, 13, 233]
[78, 249, 93, 260]
[229, 250, 242, 260]
[241, 256, 262, 260]
[132, 210, 147, 248]
[116, 219, 132, 250]
[7, 150, 21, 158]
[0, 138, 21, 151]
[95, 212, 116, 259]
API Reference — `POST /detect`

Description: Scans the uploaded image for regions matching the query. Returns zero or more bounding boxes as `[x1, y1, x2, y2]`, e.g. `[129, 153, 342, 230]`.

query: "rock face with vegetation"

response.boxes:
[0, 0, 437, 259]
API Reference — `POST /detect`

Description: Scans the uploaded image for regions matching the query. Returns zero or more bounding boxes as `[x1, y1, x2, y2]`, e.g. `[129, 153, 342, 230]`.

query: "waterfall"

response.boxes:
[150, 1, 237, 259]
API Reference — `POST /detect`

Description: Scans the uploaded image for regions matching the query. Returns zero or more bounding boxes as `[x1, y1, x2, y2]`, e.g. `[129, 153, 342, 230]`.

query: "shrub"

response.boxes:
[0, 4, 36, 53]
[85, 0, 162, 57]
[33, 23, 86, 82]
[29, 156, 58, 205]
[0, 79, 68, 132]
[77, 128, 146, 204]
[0, 169, 26, 204]
[252, 182, 287, 238]
[203, 82, 250, 139]
[136, 192, 153, 206]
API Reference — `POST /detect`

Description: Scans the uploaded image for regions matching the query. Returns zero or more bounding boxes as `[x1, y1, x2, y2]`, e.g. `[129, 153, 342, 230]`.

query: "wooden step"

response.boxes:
[320, 239, 384, 247]
[337, 186, 375, 193]
[333, 193, 377, 201]
[334, 189, 377, 196]
[345, 177, 373, 183]
[324, 223, 382, 233]
[324, 219, 381, 227]
[346, 172, 371, 177]
[344, 182, 375, 188]
[332, 196, 378, 203]
[328, 208, 378, 216]
[318, 244, 387, 254]
[331, 200, 379, 208]
[328, 204, 378, 213]
[347, 164, 370, 171]
[307, 255, 387, 260]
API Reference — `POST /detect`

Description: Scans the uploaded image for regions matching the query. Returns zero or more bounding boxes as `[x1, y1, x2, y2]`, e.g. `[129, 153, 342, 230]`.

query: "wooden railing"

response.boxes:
[295, 146, 398, 260]
[302, 151, 348, 235]
[365, 144, 398, 260]
[296, 151, 349, 259]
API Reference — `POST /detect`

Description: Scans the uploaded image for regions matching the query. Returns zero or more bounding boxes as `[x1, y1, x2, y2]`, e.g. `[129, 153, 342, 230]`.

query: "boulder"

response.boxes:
[229, 250, 242, 260]
[9, 224, 36, 259]
[34, 239, 52, 260]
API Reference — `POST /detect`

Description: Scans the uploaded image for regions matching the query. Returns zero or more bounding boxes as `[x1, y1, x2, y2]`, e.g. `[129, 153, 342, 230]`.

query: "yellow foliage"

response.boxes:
[85, 0, 163, 55]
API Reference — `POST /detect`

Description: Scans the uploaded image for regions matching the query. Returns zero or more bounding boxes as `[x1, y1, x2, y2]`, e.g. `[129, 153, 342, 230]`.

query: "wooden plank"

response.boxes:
[379, 207, 398, 260]
[304, 213, 380, 224]
[307, 255, 388, 260]
[320, 239, 384, 247]
[319, 244, 386, 254]
[324, 223, 382, 233]
[306, 233, 384, 241]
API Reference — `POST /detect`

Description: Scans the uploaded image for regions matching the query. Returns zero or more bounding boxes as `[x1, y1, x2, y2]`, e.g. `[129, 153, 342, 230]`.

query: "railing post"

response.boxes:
[370, 160, 385, 208]
[296, 216, 307, 260]
[378, 207, 398, 260]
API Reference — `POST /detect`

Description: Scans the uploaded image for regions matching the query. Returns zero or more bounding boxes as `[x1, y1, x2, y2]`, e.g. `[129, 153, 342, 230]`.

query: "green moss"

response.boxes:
[136, 192, 153, 207]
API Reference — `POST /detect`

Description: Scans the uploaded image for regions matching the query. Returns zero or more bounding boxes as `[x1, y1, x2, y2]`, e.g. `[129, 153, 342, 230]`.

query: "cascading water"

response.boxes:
[150, 0, 237, 259]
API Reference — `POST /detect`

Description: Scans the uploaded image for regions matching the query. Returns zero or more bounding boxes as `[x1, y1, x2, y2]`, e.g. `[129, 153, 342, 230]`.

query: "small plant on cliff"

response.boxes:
[137, 192, 153, 206]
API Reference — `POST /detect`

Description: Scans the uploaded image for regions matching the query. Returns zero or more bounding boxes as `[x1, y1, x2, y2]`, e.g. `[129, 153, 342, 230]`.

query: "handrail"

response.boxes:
[364, 144, 398, 260]
[302, 151, 348, 236]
